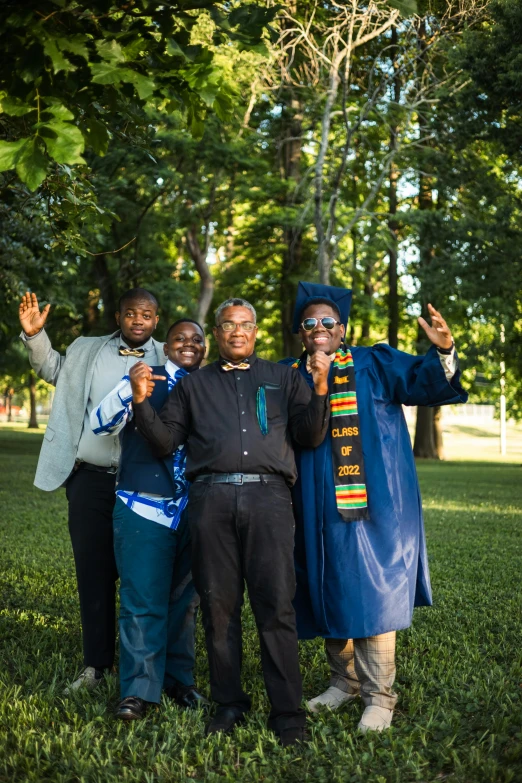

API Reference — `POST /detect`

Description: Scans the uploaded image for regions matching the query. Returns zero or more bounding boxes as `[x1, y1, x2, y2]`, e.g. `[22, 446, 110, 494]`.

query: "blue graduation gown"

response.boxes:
[285, 344, 468, 640]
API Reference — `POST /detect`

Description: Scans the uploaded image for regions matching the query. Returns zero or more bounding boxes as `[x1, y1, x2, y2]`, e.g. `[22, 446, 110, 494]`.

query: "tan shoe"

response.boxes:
[64, 666, 104, 695]
[357, 705, 393, 733]
[306, 686, 358, 713]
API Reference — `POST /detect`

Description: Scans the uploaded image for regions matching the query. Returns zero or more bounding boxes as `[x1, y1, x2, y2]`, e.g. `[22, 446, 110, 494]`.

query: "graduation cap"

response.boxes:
[292, 281, 353, 333]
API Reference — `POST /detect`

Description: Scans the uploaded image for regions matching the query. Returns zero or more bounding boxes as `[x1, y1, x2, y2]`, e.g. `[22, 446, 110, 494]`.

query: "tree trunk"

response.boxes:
[360, 260, 375, 343]
[316, 60, 341, 285]
[280, 94, 305, 358]
[28, 370, 38, 429]
[413, 406, 437, 458]
[186, 225, 214, 328]
[349, 228, 357, 345]
[387, 25, 400, 349]
[413, 18, 438, 459]
[432, 405, 444, 459]
[6, 388, 12, 422]
[93, 254, 118, 333]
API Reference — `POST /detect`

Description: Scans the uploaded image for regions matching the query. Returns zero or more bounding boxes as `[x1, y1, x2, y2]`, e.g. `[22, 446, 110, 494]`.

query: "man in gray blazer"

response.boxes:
[19, 288, 167, 691]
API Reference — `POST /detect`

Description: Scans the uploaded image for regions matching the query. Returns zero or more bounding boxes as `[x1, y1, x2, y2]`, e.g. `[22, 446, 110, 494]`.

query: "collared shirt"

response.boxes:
[76, 334, 158, 467]
[91, 359, 189, 529]
[134, 353, 330, 486]
[305, 346, 458, 382]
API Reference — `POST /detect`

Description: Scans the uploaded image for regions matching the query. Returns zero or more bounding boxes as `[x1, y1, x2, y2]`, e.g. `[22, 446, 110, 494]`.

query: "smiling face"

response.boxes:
[164, 321, 206, 370]
[299, 303, 345, 356]
[116, 297, 159, 348]
[212, 305, 258, 363]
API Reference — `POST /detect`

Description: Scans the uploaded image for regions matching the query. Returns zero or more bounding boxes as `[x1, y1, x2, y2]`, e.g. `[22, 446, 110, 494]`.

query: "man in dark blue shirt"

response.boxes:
[93, 319, 208, 720]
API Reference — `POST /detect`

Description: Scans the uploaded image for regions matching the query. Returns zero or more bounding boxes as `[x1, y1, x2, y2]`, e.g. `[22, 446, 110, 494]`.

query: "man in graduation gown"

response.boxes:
[283, 282, 468, 732]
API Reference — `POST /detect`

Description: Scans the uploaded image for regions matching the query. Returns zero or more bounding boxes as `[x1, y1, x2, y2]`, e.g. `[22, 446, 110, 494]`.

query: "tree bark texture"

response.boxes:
[387, 25, 400, 350]
[28, 370, 38, 429]
[186, 225, 214, 328]
[432, 405, 444, 460]
[93, 254, 118, 333]
[280, 94, 306, 358]
[413, 18, 438, 459]
[413, 405, 439, 459]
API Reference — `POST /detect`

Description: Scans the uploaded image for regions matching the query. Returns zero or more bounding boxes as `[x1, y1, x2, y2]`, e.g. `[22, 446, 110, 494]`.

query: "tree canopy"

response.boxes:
[1, 0, 521, 453]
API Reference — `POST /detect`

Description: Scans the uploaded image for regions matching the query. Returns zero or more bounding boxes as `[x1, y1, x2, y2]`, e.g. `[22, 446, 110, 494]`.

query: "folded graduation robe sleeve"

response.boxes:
[370, 343, 468, 407]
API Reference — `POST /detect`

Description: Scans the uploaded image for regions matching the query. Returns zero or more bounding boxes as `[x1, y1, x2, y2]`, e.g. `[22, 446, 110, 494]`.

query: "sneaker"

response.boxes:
[357, 705, 393, 733]
[64, 666, 104, 694]
[306, 685, 358, 713]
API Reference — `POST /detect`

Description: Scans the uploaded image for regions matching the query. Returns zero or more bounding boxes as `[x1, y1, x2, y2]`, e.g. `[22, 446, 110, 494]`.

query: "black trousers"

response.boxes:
[187, 478, 305, 732]
[66, 467, 118, 670]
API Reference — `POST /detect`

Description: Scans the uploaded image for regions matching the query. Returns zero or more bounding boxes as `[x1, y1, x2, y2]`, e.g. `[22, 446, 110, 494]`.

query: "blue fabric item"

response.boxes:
[117, 365, 188, 498]
[113, 498, 199, 703]
[282, 343, 468, 639]
[292, 281, 353, 333]
[256, 385, 268, 436]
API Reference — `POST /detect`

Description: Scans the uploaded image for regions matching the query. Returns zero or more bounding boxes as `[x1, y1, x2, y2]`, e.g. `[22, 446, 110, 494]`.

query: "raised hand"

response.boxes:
[130, 362, 166, 404]
[19, 292, 51, 337]
[418, 303, 453, 350]
[309, 350, 331, 396]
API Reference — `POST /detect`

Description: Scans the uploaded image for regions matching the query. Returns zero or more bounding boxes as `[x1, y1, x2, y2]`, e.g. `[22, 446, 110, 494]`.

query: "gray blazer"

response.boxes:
[21, 329, 166, 491]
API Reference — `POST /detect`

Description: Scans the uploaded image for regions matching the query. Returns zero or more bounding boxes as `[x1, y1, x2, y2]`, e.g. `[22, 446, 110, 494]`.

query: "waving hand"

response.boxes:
[19, 292, 51, 337]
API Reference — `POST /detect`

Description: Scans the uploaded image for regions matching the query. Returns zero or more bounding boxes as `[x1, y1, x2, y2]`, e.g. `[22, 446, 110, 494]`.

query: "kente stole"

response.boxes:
[292, 347, 369, 521]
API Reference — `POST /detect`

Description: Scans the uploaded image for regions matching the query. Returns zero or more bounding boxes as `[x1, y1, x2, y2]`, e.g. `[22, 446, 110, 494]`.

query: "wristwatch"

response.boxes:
[436, 341, 454, 355]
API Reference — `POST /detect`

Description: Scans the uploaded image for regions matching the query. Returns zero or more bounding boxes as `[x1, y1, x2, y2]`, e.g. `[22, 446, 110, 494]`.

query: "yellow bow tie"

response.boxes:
[221, 361, 250, 372]
[119, 346, 145, 358]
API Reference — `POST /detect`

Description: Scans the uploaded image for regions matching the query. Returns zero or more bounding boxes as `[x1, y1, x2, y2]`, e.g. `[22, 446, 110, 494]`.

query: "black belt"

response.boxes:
[76, 461, 118, 475]
[194, 473, 285, 486]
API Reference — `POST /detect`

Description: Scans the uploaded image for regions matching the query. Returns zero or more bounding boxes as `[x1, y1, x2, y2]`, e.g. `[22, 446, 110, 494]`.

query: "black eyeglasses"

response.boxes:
[301, 317, 340, 331]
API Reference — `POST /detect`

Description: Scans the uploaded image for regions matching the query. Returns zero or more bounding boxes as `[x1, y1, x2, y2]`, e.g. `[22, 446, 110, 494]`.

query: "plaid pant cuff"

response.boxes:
[360, 692, 398, 710]
[329, 674, 360, 696]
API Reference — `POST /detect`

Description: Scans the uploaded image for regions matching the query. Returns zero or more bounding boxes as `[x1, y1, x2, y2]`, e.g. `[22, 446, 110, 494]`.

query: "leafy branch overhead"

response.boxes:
[0, 1, 276, 192]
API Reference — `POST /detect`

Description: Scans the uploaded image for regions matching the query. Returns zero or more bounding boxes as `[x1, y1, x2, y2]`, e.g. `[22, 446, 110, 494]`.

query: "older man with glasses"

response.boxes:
[128, 297, 331, 746]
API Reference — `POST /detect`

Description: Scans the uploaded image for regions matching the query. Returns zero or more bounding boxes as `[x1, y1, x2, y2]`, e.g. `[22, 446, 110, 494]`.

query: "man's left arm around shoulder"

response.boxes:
[130, 361, 189, 457]
[288, 351, 331, 448]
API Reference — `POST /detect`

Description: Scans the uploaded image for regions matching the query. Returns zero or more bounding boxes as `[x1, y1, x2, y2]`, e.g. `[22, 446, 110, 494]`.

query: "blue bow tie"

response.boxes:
[174, 367, 189, 381]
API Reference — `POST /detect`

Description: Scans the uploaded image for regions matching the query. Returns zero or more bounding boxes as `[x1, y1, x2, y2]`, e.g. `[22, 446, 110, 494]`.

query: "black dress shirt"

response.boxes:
[133, 354, 329, 486]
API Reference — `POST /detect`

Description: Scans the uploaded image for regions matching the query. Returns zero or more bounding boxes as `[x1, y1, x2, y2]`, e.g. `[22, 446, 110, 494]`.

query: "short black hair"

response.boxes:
[299, 296, 341, 322]
[118, 288, 159, 312]
[166, 318, 204, 342]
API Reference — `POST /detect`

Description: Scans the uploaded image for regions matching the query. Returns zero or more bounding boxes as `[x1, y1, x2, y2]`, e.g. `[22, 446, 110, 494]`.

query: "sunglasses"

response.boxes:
[301, 317, 341, 331]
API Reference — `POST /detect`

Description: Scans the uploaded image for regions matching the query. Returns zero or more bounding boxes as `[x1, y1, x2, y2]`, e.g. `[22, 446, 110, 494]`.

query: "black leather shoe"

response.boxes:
[115, 696, 148, 721]
[205, 708, 246, 736]
[279, 726, 310, 747]
[165, 682, 210, 710]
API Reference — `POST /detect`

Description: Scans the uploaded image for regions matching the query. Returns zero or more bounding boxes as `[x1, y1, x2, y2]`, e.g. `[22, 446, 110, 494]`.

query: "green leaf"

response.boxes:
[43, 99, 74, 122]
[81, 117, 109, 156]
[121, 69, 155, 100]
[0, 92, 33, 117]
[0, 138, 27, 171]
[213, 90, 234, 122]
[90, 60, 124, 86]
[15, 138, 48, 191]
[166, 39, 188, 60]
[43, 121, 86, 165]
[96, 39, 125, 64]
[387, 0, 417, 15]
[43, 38, 75, 74]
[57, 35, 89, 60]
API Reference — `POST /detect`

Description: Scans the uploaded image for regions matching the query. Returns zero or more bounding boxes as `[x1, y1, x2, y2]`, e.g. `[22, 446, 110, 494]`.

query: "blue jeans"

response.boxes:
[113, 498, 199, 703]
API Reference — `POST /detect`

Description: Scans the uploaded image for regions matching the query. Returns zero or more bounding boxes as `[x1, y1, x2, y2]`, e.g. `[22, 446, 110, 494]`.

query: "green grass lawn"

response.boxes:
[1, 428, 521, 783]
